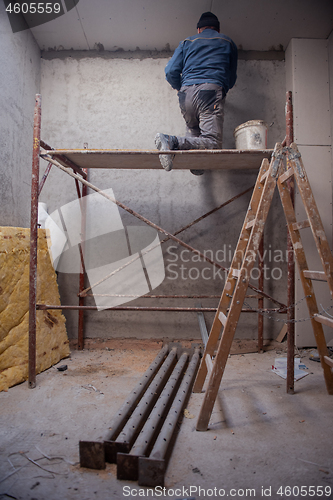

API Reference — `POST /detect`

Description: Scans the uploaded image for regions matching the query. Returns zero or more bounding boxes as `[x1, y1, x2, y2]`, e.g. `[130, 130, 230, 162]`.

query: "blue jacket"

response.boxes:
[165, 29, 238, 93]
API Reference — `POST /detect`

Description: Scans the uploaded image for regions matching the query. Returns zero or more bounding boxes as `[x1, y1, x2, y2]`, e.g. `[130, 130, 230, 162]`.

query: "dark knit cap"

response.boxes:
[197, 11, 220, 31]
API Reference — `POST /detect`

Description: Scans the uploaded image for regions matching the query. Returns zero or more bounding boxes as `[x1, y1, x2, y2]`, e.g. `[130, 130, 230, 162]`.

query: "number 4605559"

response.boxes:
[277, 485, 332, 497]
[6, 3, 61, 14]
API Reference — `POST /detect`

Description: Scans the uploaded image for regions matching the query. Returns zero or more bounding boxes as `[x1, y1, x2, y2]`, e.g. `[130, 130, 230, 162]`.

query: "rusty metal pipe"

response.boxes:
[40, 140, 87, 179]
[86, 293, 260, 299]
[117, 352, 189, 481]
[138, 348, 200, 487]
[38, 162, 52, 196]
[74, 178, 82, 201]
[162, 185, 254, 243]
[36, 304, 284, 313]
[105, 348, 178, 463]
[78, 168, 88, 350]
[258, 235, 264, 352]
[286, 91, 295, 394]
[28, 94, 41, 389]
[79, 344, 169, 469]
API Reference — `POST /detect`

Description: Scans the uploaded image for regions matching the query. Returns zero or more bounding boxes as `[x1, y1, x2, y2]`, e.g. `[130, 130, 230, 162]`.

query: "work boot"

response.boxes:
[190, 169, 205, 176]
[155, 133, 178, 171]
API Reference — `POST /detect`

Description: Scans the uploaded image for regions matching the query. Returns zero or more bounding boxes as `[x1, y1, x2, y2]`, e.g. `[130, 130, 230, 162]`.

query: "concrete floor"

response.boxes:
[0, 342, 332, 500]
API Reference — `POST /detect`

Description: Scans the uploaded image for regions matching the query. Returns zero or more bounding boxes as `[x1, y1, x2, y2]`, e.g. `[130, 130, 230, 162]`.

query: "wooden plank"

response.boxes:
[324, 356, 333, 368]
[276, 323, 288, 343]
[314, 315, 333, 329]
[303, 270, 327, 281]
[44, 148, 273, 171]
[291, 220, 310, 231]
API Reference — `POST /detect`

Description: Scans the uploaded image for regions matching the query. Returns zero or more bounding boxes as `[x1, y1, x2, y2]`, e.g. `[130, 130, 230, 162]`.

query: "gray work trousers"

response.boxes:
[176, 83, 225, 150]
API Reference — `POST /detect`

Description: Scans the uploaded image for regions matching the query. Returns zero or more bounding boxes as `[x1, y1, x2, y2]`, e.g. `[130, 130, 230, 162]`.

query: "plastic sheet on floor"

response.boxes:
[272, 358, 308, 381]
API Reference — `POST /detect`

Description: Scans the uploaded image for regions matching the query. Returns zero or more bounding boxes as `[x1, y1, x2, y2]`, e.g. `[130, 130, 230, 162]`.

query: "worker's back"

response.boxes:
[180, 29, 238, 91]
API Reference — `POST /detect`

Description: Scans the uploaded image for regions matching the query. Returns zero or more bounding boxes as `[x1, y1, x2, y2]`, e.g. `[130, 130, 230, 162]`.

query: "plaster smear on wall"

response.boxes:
[38, 54, 286, 341]
[0, 227, 69, 392]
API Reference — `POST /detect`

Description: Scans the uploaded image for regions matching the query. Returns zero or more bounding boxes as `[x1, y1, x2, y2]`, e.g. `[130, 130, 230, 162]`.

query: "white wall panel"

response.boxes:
[286, 38, 333, 347]
[288, 39, 330, 146]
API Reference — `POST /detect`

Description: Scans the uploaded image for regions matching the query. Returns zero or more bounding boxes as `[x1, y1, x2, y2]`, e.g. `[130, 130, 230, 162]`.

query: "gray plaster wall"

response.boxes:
[39, 52, 287, 341]
[0, 5, 41, 227]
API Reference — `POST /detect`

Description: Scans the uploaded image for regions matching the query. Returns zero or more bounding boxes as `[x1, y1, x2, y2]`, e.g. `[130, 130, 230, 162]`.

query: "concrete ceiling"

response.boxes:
[27, 0, 333, 53]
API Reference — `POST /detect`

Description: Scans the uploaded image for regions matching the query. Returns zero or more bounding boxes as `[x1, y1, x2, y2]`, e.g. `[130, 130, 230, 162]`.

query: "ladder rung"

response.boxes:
[246, 218, 256, 229]
[324, 356, 333, 368]
[314, 315, 333, 328]
[279, 168, 294, 183]
[205, 354, 213, 373]
[231, 268, 240, 278]
[291, 220, 310, 231]
[303, 270, 327, 282]
[260, 170, 269, 183]
[218, 311, 227, 326]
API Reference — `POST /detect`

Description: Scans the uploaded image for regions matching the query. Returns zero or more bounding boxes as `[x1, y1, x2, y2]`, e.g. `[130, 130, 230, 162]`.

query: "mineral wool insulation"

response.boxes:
[0, 227, 69, 392]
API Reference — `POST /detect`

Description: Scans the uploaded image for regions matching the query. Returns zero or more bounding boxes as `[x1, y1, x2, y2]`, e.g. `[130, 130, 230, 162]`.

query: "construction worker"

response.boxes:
[155, 12, 238, 175]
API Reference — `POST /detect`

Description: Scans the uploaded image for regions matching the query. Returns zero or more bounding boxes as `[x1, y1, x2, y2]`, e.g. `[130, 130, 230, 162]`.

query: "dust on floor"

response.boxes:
[0, 343, 332, 500]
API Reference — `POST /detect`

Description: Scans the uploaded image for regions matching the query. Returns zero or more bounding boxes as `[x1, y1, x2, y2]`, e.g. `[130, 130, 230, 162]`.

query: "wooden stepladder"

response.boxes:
[277, 144, 333, 392]
[193, 143, 333, 431]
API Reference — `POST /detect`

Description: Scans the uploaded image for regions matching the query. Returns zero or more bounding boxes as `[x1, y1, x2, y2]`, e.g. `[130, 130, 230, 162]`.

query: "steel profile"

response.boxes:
[28, 94, 41, 389]
[117, 351, 189, 481]
[138, 348, 200, 487]
[105, 348, 178, 463]
[79, 344, 169, 469]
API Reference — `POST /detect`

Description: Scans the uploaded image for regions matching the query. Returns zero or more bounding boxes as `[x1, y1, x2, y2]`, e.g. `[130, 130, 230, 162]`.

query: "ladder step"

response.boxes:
[231, 268, 240, 278]
[303, 270, 327, 282]
[279, 168, 294, 183]
[245, 218, 256, 229]
[218, 311, 227, 326]
[314, 315, 333, 328]
[291, 220, 310, 231]
[205, 354, 213, 373]
[260, 169, 269, 183]
[324, 356, 333, 369]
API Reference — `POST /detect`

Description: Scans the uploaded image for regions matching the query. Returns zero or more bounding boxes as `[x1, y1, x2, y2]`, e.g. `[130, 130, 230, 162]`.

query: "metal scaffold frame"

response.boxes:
[28, 92, 295, 389]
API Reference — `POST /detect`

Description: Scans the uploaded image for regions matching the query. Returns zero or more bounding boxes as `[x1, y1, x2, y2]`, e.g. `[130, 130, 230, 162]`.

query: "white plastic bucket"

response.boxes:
[234, 120, 268, 150]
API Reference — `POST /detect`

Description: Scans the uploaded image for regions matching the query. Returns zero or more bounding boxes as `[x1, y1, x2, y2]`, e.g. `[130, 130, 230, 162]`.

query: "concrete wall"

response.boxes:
[39, 51, 287, 341]
[0, 4, 41, 227]
[286, 37, 333, 347]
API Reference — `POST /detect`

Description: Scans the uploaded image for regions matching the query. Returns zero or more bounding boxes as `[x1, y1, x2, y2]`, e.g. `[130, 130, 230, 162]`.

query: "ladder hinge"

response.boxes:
[271, 149, 284, 177]
[285, 148, 304, 178]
